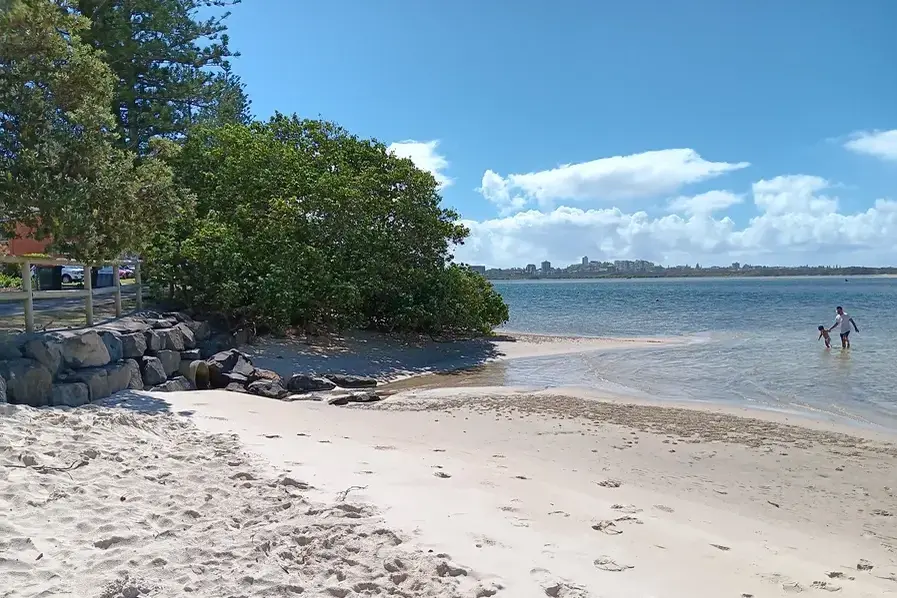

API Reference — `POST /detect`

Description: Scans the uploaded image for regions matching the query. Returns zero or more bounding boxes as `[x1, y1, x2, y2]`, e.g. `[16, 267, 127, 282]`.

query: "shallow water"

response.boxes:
[491, 277, 897, 430]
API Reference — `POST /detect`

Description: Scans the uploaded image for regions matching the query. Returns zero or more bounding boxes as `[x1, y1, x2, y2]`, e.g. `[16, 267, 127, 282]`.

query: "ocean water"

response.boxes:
[491, 277, 897, 430]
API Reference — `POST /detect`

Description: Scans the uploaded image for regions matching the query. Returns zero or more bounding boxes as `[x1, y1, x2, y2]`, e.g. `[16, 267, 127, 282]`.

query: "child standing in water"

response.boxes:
[818, 325, 831, 348]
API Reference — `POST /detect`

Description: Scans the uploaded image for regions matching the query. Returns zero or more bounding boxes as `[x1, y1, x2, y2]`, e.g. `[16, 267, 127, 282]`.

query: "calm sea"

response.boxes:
[491, 277, 897, 431]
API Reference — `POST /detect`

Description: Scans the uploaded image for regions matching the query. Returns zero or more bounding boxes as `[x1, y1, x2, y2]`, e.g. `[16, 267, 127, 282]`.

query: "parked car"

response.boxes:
[61, 265, 84, 284]
[119, 265, 134, 279]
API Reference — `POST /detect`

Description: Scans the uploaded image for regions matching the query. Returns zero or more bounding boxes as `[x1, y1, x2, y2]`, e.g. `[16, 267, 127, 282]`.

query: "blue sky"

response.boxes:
[222, 1, 897, 267]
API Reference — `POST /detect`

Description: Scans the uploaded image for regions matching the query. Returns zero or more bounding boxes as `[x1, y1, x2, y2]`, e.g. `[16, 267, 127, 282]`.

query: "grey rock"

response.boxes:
[152, 376, 192, 392]
[23, 337, 63, 376]
[158, 327, 185, 351]
[141, 356, 167, 387]
[49, 382, 90, 407]
[175, 323, 196, 349]
[247, 379, 289, 399]
[120, 331, 147, 359]
[287, 373, 336, 393]
[221, 372, 249, 386]
[67, 368, 108, 401]
[198, 334, 232, 359]
[98, 330, 123, 363]
[148, 317, 178, 329]
[0, 375, 6, 403]
[0, 359, 52, 406]
[123, 359, 143, 390]
[327, 390, 381, 406]
[224, 382, 248, 393]
[206, 349, 254, 388]
[144, 329, 164, 353]
[248, 368, 283, 384]
[0, 341, 23, 360]
[180, 348, 201, 360]
[105, 361, 133, 396]
[156, 350, 181, 377]
[325, 374, 378, 389]
[61, 331, 111, 369]
[187, 320, 211, 342]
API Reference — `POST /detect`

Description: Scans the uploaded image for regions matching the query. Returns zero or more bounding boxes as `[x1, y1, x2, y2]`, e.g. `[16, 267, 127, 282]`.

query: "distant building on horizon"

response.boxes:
[469, 265, 486, 275]
[541, 261, 551, 274]
[525, 263, 537, 274]
[581, 256, 589, 266]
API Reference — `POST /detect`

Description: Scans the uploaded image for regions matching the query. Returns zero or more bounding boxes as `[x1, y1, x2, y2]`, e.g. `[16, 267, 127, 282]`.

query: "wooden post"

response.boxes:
[134, 261, 143, 310]
[21, 261, 34, 334]
[113, 264, 122, 317]
[84, 265, 93, 326]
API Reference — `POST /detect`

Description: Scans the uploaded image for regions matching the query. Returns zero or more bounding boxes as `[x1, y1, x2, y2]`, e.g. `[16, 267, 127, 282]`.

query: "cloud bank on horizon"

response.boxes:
[390, 130, 897, 268]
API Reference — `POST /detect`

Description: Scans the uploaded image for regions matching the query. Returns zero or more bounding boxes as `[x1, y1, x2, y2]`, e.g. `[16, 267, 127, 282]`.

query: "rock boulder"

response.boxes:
[22, 337, 63, 376]
[61, 331, 111, 368]
[0, 359, 52, 406]
[49, 382, 90, 407]
[158, 327, 185, 351]
[247, 378, 289, 399]
[286, 373, 336, 393]
[144, 329, 164, 353]
[156, 350, 181, 377]
[141, 356, 167, 387]
[123, 359, 143, 390]
[66, 367, 108, 401]
[98, 330, 123, 363]
[225, 382, 247, 393]
[152, 376, 192, 392]
[120, 331, 147, 358]
[206, 349, 254, 388]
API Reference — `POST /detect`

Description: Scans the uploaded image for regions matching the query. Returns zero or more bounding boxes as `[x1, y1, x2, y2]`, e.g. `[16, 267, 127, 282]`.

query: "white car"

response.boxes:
[61, 266, 84, 284]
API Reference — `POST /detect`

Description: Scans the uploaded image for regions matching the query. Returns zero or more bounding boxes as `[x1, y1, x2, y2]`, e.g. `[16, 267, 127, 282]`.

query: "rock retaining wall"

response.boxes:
[0, 312, 252, 407]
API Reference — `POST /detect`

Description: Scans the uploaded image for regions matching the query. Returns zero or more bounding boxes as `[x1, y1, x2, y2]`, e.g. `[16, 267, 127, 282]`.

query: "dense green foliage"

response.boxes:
[75, 0, 248, 153]
[0, 272, 21, 289]
[0, 0, 181, 262]
[143, 116, 508, 334]
[2, 0, 508, 335]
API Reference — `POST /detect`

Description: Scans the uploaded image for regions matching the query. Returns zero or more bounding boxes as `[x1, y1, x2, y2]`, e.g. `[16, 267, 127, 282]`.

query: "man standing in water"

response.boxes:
[829, 306, 859, 349]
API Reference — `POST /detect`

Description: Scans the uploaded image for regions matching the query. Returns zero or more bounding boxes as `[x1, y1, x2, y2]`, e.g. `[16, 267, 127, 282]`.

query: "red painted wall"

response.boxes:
[3, 223, 53, 256]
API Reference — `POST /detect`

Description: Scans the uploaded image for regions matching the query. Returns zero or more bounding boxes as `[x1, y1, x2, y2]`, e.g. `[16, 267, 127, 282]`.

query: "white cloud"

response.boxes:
[844, 129, 897, 162]
[667, 190, 744, 215]
[387, 140, 453, 188]
[478, 149, 749, 212]
[456, 176, 897, 268]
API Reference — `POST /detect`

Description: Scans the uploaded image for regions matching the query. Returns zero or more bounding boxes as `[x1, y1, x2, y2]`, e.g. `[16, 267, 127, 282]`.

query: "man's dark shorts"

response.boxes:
[840, 330, 850, 340]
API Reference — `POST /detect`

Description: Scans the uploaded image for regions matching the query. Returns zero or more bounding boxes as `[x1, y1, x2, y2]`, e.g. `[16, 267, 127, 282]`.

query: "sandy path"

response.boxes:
[151, 388, 897, 598]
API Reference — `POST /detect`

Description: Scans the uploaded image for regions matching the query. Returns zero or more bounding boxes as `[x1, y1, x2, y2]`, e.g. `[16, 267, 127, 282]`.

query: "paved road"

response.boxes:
[0, 286, 139, 317]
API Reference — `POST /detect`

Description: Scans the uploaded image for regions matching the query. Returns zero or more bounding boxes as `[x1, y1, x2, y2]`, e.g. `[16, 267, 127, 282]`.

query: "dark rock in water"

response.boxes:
[247, 378, 289, 399]
[327, 390, 381, 406]
[152, 376, 192, 392]
[141, 356, 167, 387]
[206, 349, 254, 388]
[224, 382, 248, 393]
[97, 330, 123, 363]
[324, 374, 377, 389]
[287, 374, 336, 393]
[49, 382, 90, 407]
[156, 350, 181, 377]
[0, 359, 52, 406]
[249, 368, 283, 384]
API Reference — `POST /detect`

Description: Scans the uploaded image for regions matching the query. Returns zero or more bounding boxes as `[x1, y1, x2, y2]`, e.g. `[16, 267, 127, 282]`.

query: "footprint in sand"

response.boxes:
[434, 472, 451, 479]
[596, 479, 622, 488]
[262, 434, 281, 439]
[610, 504, 642, 514]
[530, 567, 589, 598]
[593, 555, 634, 572]
[653, 504, 674, 513]
[591, 520, 622, 535]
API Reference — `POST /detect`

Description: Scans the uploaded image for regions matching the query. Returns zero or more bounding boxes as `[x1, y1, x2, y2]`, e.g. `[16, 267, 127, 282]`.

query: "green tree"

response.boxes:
[0, 0, 181, 262]
[146, 115, 508, 335]
[74, 0, 247, 153]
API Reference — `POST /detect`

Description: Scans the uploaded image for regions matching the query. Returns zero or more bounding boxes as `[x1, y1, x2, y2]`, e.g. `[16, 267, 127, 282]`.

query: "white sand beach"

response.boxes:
[2, 334, 896, 597]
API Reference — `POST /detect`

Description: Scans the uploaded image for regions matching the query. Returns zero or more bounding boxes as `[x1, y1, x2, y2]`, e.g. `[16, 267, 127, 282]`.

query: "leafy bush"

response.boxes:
[0, 273, 22, 290]
[143, 115, 509, 335]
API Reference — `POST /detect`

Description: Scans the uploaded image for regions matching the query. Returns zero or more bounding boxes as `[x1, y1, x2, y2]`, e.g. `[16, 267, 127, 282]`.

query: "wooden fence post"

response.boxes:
[20, 261, 34, 333]
[113, 264, 122, 317]
[84, 265, 93, 326]
[135, 261, 143, 310]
